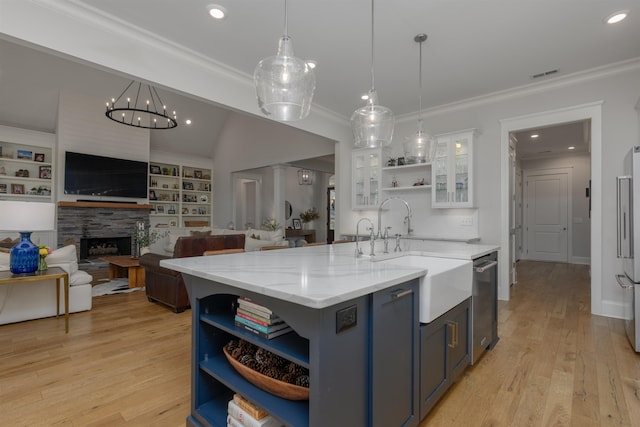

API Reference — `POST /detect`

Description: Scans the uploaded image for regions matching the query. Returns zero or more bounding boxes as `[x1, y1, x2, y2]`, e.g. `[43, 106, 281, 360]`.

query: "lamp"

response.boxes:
[105, 80, 178, 129]
[403, 34, 436, 164]
[298, 169, 313, 185]
[0, 201, 55, 273]
[350, 0, 394, 148]
[254, 0, 316, 121]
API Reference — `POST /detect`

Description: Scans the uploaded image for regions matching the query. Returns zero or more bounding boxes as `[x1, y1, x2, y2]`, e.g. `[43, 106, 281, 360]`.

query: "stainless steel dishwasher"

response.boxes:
[471, 252, 499, 364]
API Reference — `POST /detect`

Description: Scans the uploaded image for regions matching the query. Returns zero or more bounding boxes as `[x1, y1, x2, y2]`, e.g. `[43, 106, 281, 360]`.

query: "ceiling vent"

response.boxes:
[531, 69, 559, 79]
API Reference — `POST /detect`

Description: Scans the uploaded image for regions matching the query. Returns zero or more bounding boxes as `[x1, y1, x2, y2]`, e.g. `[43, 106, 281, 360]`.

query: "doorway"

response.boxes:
[232, 173, 262, 230]
[500, 101, 602, 313]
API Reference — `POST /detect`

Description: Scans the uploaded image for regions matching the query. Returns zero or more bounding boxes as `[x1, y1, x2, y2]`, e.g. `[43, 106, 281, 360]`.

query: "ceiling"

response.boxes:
[1, 1, 638, 160]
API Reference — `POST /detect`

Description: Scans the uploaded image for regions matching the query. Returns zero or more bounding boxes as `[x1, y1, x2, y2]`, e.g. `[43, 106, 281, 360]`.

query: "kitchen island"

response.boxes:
[162, 240, 498, 427]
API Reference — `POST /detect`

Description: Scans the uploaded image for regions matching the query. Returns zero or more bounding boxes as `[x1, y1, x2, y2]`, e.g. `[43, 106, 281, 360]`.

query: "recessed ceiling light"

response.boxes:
[605, 10, 629, 24]
[208, 5, 227, 20]
[185, 119, 192, 125]
[568, 146, 575, 150]
[361, 94, 369, 100]
[530, 134, 539, 139]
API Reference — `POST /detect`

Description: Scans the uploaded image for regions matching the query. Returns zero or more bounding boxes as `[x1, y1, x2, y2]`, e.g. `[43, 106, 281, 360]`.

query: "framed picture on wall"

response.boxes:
[292, 218, 302, 230]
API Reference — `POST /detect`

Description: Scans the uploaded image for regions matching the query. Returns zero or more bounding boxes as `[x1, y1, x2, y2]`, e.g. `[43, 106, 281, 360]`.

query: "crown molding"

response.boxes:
[396, 57, 640, 124]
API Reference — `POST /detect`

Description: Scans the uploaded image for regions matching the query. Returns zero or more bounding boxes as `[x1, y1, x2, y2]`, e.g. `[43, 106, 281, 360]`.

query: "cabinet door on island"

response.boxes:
[371, 281, 420, 427]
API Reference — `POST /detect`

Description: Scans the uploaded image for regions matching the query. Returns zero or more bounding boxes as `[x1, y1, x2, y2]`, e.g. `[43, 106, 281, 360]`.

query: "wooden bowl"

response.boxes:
[223, 347, 309, 400]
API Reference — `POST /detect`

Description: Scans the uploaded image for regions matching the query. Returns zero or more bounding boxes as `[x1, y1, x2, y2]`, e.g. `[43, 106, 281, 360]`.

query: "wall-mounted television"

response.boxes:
[64, 151, 148, 199]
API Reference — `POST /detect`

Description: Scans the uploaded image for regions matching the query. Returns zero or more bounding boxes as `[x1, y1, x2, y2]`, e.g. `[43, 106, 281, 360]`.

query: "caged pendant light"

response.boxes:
[254, 0, 316, 121]
[351, 0, 394, 148]
[403, 33, 436, 164]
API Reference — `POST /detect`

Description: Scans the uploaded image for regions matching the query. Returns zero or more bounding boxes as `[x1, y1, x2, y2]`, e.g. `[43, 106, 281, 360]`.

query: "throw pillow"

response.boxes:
[45, 245, 79, 275]
[246, 228, 284, 241]
[0, 251, 9, 270]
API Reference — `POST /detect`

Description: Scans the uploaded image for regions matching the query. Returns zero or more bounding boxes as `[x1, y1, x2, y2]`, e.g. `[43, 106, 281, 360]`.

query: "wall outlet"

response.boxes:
[336, 305, 357, 333]
[460, 216, 473, 226]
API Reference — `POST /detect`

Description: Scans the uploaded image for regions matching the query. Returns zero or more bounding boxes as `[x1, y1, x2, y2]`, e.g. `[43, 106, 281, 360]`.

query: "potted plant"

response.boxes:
[261, 218, 281, 231]
[133, 226, 166, 257]
[300, 207, 320, 229]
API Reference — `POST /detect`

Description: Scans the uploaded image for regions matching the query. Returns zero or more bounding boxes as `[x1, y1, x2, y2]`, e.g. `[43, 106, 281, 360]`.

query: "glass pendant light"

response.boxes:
[254, 0, 316, 121]
[403, 34, 435, 164]
[351, 0, 394, 148]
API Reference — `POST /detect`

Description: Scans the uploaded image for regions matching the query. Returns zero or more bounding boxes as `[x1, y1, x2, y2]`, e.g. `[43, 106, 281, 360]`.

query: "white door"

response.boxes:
[525, 171, 569, 262]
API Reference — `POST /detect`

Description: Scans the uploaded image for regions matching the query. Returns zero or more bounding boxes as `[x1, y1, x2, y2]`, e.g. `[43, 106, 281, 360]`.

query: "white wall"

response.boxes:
[56, 91, 150, 203]
[212, 112, 336, 227]
[520, 153, 591, 264]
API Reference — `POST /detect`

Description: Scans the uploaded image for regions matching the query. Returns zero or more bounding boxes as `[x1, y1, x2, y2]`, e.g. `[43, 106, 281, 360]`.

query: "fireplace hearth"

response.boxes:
[80, 236, 131, 260]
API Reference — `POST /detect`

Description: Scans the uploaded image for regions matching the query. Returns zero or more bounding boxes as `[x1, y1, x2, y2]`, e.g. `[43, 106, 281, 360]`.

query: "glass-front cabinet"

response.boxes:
[432, 130, 475, 208]
[352, 148, 386, 210]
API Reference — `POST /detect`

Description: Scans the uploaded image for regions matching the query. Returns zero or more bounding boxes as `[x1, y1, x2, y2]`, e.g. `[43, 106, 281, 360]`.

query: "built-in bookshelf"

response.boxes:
[148, 162, 212, 228]
[0, 139, 54, 202]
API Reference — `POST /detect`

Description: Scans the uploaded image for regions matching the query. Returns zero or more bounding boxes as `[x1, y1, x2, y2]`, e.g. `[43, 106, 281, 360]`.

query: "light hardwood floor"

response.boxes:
[0, 261, 638, 426]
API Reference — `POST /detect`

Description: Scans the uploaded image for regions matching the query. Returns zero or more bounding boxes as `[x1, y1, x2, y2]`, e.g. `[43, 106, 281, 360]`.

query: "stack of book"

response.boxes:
[227, 394, 283, 427]
[235, 297, 292, 339]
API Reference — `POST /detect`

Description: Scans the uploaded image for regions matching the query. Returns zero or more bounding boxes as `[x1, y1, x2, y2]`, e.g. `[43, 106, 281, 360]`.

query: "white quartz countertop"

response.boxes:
[161, 240, 499, 309]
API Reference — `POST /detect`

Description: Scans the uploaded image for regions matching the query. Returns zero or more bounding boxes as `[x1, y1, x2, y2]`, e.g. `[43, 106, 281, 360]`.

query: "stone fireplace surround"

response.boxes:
[57, 202, 151, 261]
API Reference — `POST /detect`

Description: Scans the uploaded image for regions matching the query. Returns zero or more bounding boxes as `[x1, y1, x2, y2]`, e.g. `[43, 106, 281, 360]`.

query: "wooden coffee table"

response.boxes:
[100, 255, 145, 288]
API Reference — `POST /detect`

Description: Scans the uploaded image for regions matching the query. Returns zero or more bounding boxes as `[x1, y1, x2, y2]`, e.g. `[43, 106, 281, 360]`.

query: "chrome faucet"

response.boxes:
[355, 218, 375, 257]
[377, 197, 413, 239]
[383, 226, 391, 253]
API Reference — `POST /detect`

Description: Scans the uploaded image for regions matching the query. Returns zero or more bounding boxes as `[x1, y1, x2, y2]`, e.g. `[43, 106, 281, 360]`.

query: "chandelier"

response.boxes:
[350, 0, 394, 148]
[298, 169, 313, 185]
[105, 81, 178, 129]
[254, 0, 316, 121]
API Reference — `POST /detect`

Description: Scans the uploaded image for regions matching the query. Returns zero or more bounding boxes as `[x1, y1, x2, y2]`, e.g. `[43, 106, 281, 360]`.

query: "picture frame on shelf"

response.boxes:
[34, 153, 45, 162]
[150, 165, 161, 174]
[11, 183, 24, 194]
[292, 218, 302, 230]
[194, 170, 203, 179]
[39, 165, 51, 179]
[169, 220, 177, 227]
[167, 209, 176, 214]
[183, 181, 194, 190]
[0, 183, 6, 194]
[16, 149, 33, 160]
[156, 205, 164, 213]
[149, 190, 157, 200]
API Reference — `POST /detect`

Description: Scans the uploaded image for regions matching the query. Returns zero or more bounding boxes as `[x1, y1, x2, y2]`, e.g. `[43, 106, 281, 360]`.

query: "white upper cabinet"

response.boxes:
[352, 148, 386, 210]
[432, 130, 475, 208]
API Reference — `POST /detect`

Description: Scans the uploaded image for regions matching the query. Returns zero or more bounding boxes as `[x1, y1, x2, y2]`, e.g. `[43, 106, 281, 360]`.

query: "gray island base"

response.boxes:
[162, 241, 498, 426]
[183, 274, 420, 427]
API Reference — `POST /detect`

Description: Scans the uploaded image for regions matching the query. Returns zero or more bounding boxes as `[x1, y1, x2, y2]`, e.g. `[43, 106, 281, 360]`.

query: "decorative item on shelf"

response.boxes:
[0, 201, 55, 273]
[38, 245, 51, 271]
[34, 153, 45, 162]
[292, 218, 302, 230]
[150, 164, 161, 174]
[404, 33, 436, 164]
[105, 80, 177, 129]
[351, 0, 394, 148]
[386, 158, 396, 167]
[254, 0, 316, 122]
[413, 178, 425, 186]
[39, 165, 51, 179]
[391, 175, 399, 187]
[224, 338, 309, 400]
[297, 168, 313, 185]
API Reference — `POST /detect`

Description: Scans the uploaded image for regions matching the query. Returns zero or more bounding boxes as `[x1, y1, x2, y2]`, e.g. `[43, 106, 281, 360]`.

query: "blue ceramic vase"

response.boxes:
[10, 231, 39, 274]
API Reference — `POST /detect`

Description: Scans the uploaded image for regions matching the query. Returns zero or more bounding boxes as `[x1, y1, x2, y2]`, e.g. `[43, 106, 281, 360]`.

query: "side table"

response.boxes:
[0, 266, 69, 333]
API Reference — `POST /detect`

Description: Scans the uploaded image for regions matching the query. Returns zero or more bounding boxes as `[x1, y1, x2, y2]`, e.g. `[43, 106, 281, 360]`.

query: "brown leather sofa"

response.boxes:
[139, 234, 245, 312]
